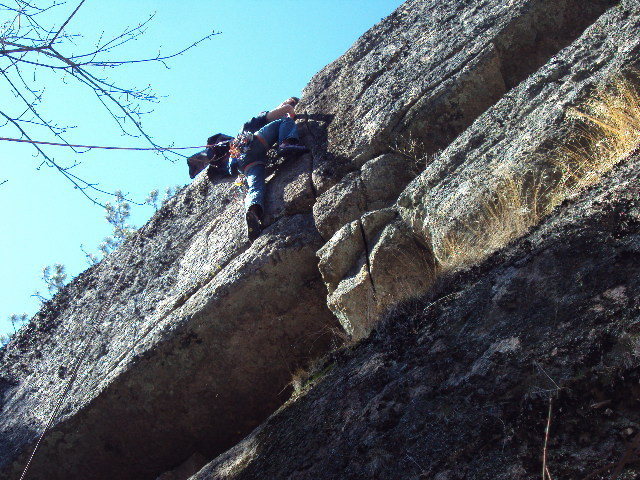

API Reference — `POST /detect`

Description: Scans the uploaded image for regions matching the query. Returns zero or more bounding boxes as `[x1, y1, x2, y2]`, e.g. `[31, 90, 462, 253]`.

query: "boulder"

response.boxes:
[318, 209, 435, 340]
[313, 153, 415, 240]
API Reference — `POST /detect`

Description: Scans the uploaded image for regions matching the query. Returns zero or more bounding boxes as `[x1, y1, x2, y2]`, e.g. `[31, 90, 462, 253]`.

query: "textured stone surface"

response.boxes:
[397, 1, 640, 249]
[0, 0, 634, 478]
[298, 0, 613, 195]
[317, 220, 365, 293]
[307, 0, 616, 331]
[313, 172, 367, 241]
[361, 154, 415, 211]
[317, 0, 637, 338]
[366, 218, 436, 316]
[318, 209, 435, 340]
[190, 139, 640, 480]
[313, 153, 415, 241]
[0, 169, 338, 480]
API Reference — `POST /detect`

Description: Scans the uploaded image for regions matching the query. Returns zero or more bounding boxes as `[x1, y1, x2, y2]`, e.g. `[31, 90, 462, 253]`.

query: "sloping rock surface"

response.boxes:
[188, 1, 640, 478]
[301, 0, 613, 238]
[0, 168, 338, 479]
[191, 138, 640, 480]
[1, 0, 638, 479]
[319, 0, 637, 339]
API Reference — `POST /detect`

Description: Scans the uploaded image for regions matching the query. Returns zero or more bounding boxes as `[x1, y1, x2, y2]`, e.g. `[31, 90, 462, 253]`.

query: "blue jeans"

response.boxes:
[255, 117, 298, 146]
[244, 163, 266, 212]
[242, 118, 299, 212]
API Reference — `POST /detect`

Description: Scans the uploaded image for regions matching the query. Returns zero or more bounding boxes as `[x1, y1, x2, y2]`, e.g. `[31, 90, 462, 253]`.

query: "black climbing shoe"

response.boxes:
[246, 207, 263, 242]
[277, 143, 310, 158]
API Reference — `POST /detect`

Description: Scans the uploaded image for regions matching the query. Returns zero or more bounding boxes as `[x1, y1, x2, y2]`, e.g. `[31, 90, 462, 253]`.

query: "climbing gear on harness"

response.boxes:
[229, 132, 254, 159]
[234, 173, 247, 187]
[229, 132, 259, 175]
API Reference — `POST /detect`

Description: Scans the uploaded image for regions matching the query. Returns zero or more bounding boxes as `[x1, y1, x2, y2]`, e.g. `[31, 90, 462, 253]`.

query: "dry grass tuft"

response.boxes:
[559, 71, 640, 194]
[433, 173, 552, 270]
[433, 72, 640, 272]
[289, 357, 335, 398]
[391, 133, 435, 175]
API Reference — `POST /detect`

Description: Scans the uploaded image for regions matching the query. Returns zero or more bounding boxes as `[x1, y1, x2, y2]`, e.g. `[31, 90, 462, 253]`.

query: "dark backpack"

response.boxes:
[187, 133, 233, 179]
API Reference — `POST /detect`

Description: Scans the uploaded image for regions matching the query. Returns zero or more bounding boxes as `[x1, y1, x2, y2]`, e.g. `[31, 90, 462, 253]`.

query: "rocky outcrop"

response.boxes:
[190, 121, 640, 480]
[318, 0, 638, 339]
[2, 0, 639, 478]
[0, 168, 338, 480]
[300, 0, 614, 239]
[317, 209, 435, 340]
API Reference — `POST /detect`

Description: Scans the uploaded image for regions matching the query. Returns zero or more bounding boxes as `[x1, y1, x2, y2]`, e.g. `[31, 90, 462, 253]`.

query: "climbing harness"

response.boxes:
[232, 173, 248, 205]
[229, 132, 254, 162]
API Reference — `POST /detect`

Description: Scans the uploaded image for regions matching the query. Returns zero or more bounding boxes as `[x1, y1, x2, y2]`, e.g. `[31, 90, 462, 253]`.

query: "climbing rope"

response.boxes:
[18, 233, 142, 480]
[0, 136, 210, 152]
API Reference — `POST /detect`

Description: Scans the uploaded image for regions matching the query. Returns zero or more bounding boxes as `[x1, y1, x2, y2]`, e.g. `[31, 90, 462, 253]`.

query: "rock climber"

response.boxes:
[188, 97, 309, 242]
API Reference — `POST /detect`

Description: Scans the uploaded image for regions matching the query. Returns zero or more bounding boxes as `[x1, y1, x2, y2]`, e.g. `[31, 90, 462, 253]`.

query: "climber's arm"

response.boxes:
[266, 103, 296, 121]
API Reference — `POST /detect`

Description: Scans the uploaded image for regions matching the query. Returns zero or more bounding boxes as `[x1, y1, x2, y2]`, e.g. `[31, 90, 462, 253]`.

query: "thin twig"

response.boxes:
[1, 0, 215, 203]
[406, 454, 427, 474]
[545, 465, 554, 480]
[48, 0, 85, 45]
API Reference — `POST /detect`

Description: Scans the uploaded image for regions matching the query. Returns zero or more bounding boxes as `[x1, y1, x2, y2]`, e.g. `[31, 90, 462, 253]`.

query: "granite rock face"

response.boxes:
[397, 2, 640, 250]
[185, 6, 640, 471]
[318, 209, 435, 340]
[317, 0, 639, 339]
[299, 0, 613, 234]
[0, 169, 338, 480]
[2, 0, 639, 479]
[193, 147, 640, 480]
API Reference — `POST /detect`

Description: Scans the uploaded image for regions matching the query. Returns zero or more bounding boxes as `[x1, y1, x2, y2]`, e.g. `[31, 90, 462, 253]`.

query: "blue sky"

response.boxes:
[0, 0, 404, 337]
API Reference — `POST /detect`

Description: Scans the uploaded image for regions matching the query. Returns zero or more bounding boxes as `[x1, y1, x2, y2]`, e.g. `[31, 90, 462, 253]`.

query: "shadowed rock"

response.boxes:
[189, 100, 640, 480]
[0, 170, 338, 480]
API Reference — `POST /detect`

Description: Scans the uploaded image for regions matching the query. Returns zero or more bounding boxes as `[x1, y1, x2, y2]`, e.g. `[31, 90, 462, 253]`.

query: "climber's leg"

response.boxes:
[244, 163, 265, 212]
[276, 117, 299, 144]
[244, 163, 265, 241]
[277, 118, 308, 157]
[255, 118, 308, 158]
[254, 118, 300, 146]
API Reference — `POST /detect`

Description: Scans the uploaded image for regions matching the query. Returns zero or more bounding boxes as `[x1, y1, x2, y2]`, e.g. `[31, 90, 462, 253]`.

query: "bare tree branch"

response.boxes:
[48, 0, 85, 45]
[1, 0, 219, 205]
[0, 108, 117, 207]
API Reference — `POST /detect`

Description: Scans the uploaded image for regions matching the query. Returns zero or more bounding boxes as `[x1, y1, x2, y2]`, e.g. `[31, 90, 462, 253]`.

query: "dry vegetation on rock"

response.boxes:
[432, 72, 640, 272]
